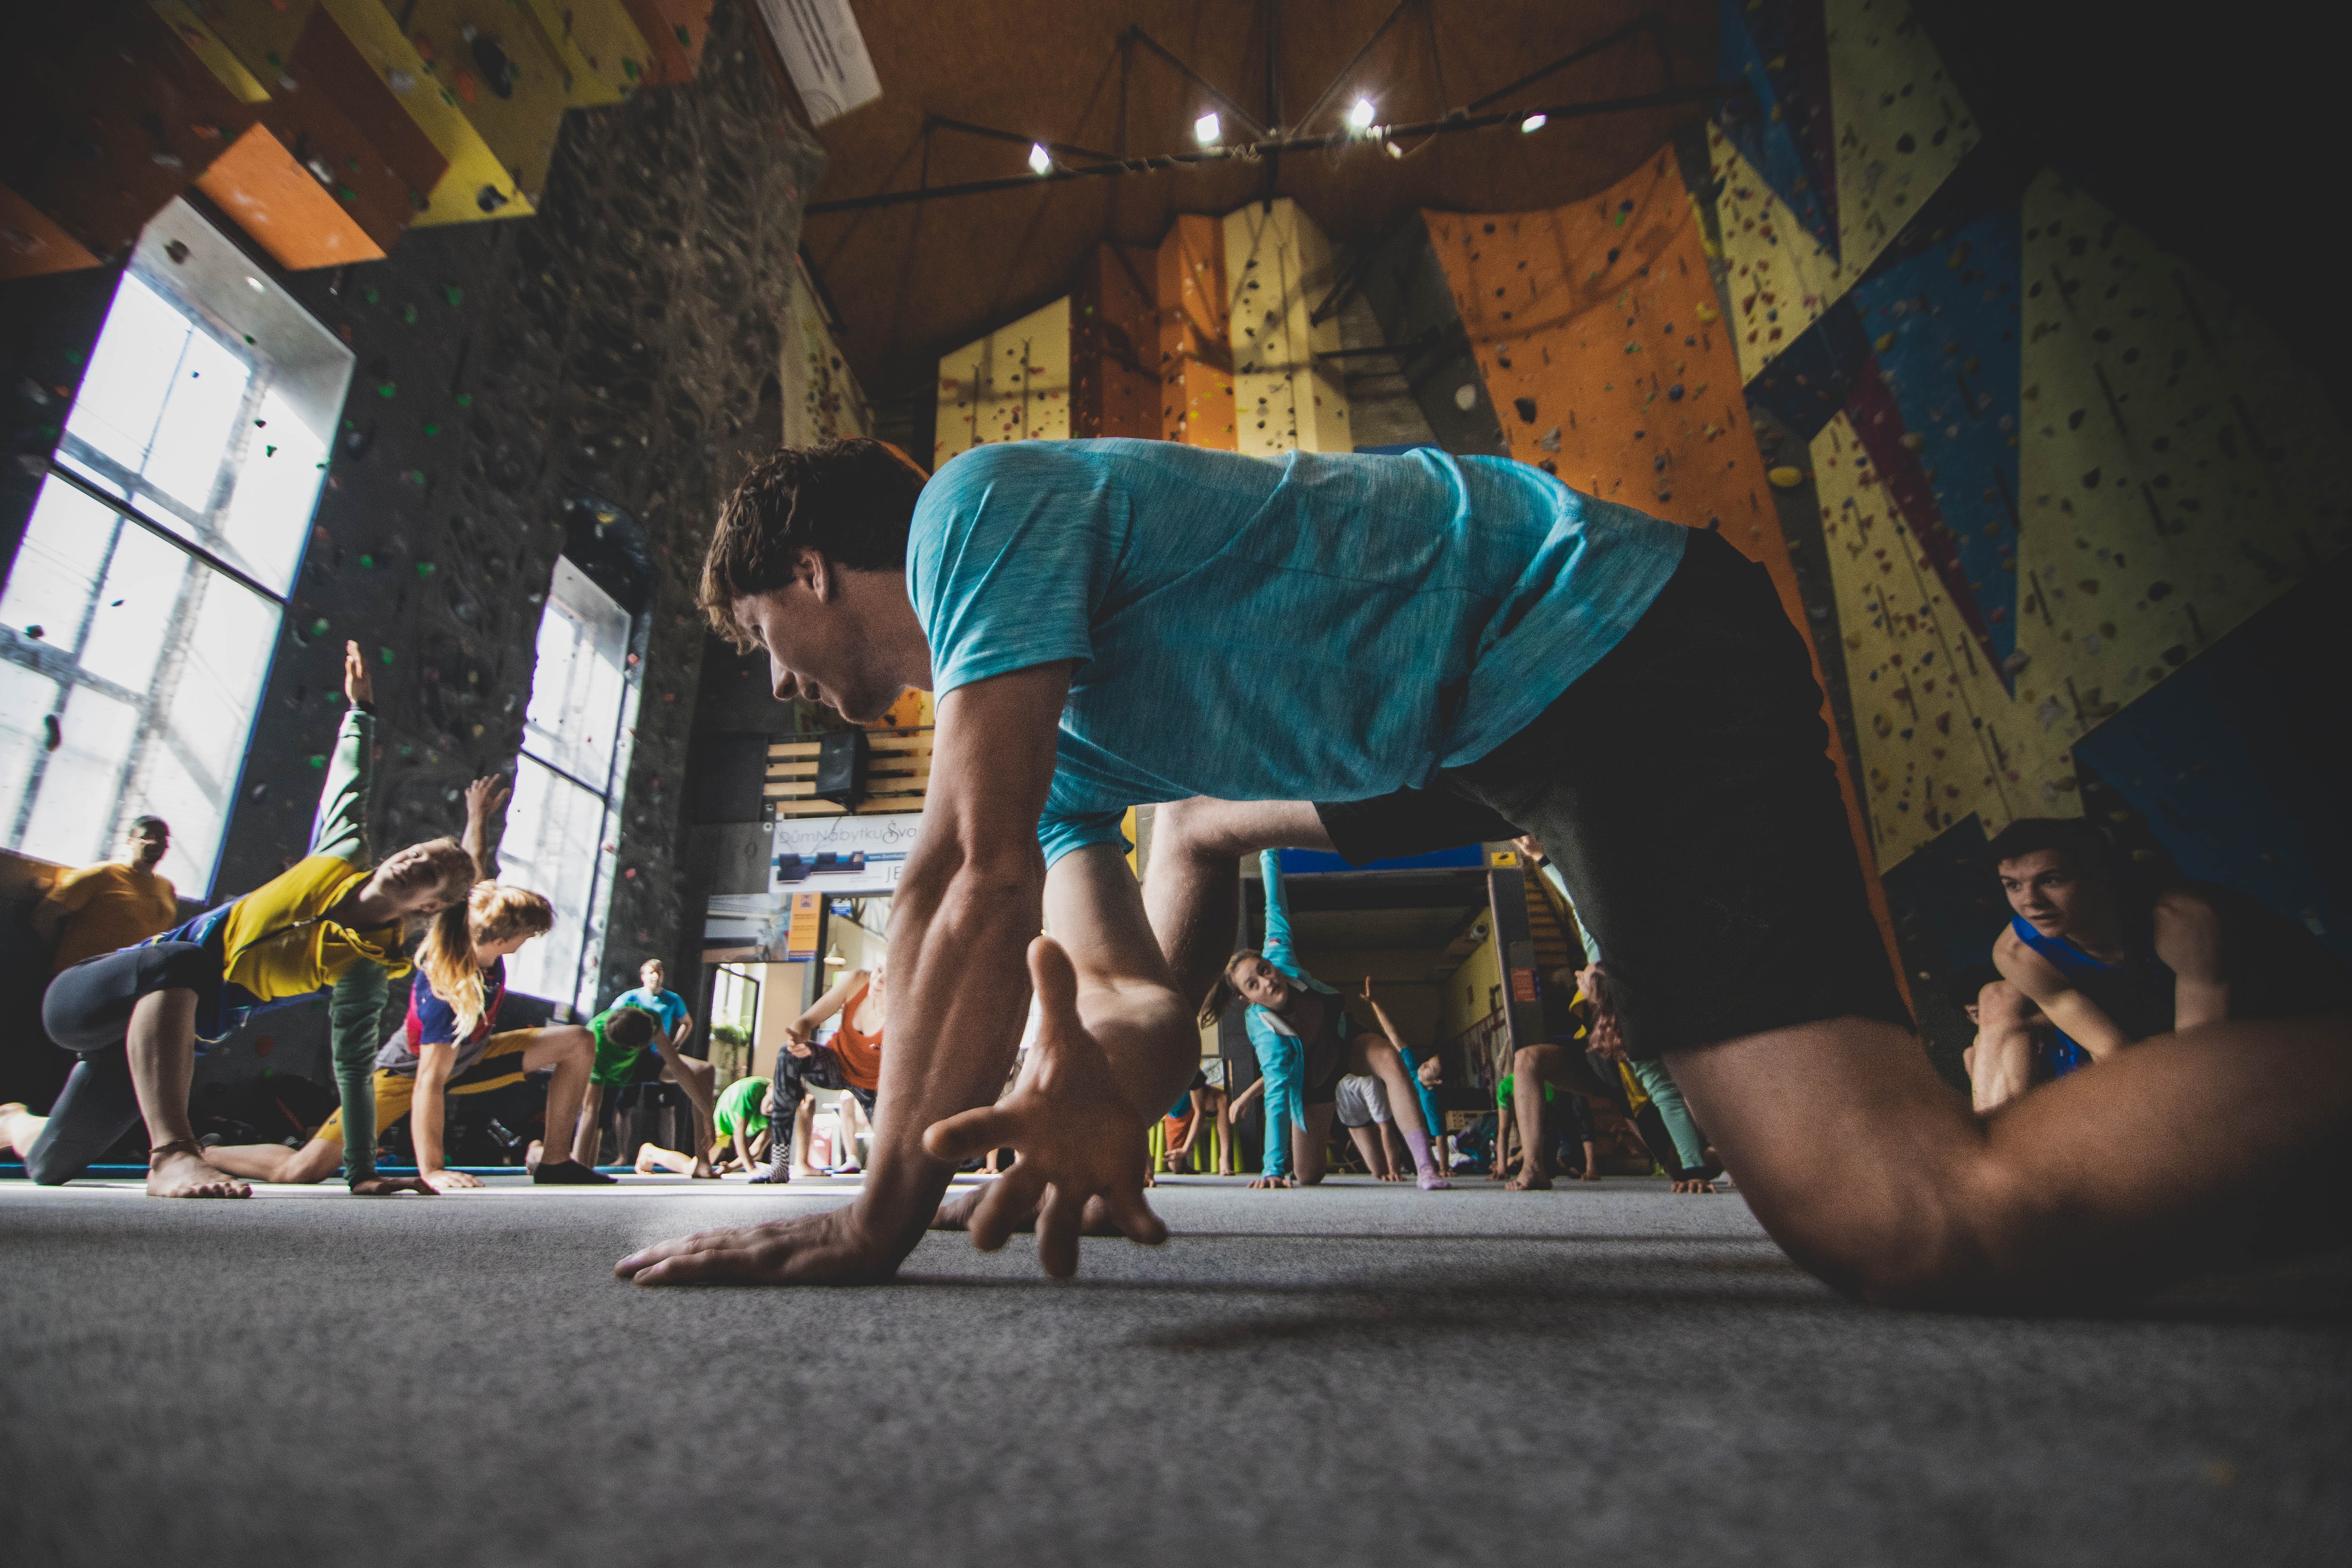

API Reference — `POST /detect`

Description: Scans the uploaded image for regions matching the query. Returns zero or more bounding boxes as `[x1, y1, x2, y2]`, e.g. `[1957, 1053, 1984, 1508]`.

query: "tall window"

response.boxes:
[498, 556, 641, 1012]
[0, 200, 350, 893]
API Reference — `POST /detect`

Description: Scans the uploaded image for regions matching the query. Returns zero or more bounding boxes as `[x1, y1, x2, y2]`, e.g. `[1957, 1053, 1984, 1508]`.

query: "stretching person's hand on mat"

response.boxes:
[921, 937, 1169, 1277]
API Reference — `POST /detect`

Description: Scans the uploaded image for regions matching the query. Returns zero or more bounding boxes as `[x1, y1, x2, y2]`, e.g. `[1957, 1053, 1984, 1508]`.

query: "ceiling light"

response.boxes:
[1383, 139, 1404, 159]
[1520, 112, 1548, 133]
[1194, 111, 1221, 146]
[246, 276, 265, 292]
[1346, 97, 1376, 131]
[1028, 142, 1051, 175]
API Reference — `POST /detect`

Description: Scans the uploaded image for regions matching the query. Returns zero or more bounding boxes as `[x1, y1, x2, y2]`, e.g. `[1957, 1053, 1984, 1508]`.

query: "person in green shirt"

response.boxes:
[635, 1074, 770, 1176]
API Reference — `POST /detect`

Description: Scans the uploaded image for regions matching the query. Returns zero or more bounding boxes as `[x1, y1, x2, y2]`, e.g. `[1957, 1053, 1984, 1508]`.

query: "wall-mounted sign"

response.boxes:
[771, 812, 921, 896]
[784, 891, 824, 962]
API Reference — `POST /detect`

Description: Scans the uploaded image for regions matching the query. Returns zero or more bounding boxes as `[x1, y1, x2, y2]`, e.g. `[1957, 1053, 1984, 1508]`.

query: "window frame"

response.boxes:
[0, 200, 349, 896]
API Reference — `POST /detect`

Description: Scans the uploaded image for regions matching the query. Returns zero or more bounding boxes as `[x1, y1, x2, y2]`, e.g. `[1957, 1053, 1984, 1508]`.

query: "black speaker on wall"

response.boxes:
[813, 729, 868, 808]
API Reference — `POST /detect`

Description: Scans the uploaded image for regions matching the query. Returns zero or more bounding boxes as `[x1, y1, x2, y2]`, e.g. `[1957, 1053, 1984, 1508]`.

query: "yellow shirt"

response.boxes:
[49, 861, 178, 972]
[219, 854, 407, 999]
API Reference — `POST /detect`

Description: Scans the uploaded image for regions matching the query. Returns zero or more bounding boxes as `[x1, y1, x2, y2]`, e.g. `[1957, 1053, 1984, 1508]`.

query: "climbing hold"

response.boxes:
[309, 617, 330, 637]
[1901, 432, 1925, 452]
[1538, 426, 1561, 452]
[1666, 383, 1684, 401]
[265, 445, 277, 457]
[308, 754, 326, 769]
[402, 304, 417, 325]
[423, 422, 439, 436]
[380, 647, 394, 665]
[416, 561, 436, 577]
[376, 382, 396, 399]
[1768, 465, 1806, 488]
[408, 470, 426, 486]
[442, 284, 463, 306]
[1876, 333, 1895, 352]
[357, 554, 374, 568]
[1512, 396, 1538, 423]
[456, 393, 473, 408]
[1695, 302, 1718, 324]
[1453, 384, 1478, 411]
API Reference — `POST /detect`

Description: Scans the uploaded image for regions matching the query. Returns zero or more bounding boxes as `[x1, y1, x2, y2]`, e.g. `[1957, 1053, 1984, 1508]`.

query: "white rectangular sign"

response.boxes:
[755, 0, 883, 125]
[770, 811, 922, 895]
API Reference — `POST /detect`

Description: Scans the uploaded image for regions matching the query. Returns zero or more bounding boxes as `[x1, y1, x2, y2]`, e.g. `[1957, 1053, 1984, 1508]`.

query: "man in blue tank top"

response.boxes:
[612, 436, 2352, 1313]
[1976, 819, 2352, 1113]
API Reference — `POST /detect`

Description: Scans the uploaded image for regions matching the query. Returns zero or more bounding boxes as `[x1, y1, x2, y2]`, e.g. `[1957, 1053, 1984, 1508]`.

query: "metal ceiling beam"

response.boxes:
[804, 82, 1749, 217]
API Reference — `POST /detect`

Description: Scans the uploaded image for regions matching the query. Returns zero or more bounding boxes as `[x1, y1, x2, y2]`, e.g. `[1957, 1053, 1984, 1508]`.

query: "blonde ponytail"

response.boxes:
[418, 883, 554, 1040]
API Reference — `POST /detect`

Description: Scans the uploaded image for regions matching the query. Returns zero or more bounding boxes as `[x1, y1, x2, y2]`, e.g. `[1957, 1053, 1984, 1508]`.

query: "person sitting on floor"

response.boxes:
[31, 814, 178, 976]
[205, 778, 608, 1189]
[574, 958, 723, 1178]
[1979, 818, 2352, 1113]
[754, 960, 885, 1182]
[1159, 1068, 1210, 1175]
[2, 644, 472, 1198]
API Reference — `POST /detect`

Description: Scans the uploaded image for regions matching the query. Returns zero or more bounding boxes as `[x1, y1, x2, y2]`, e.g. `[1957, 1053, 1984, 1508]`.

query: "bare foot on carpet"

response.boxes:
[147, 1144, 249, 1199]
[1503, 1167, 1552, 1191]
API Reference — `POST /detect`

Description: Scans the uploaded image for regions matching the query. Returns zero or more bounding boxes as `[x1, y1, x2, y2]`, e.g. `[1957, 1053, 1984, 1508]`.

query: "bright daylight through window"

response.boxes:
[497, 555, 641, 1012]
[0, 200, 352, 895]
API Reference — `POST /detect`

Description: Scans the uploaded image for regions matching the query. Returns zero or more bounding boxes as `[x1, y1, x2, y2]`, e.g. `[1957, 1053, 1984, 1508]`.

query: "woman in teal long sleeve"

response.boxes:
[1200, 851, 1451, 1189]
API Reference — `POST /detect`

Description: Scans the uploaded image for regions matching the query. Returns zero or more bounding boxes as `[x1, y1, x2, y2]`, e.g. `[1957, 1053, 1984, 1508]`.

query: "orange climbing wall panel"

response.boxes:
[1156, 213, 1236, 449]
[1425, 149, 1910, 1007]
[195, 122, 386, 268]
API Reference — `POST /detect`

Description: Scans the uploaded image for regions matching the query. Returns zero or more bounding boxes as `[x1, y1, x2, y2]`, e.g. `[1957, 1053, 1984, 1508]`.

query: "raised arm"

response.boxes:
[460, 776, 510, 882]
[311, 642, 376, 865]
[1259, 849, 1296, 968]
[2152, 889, 2230, 1030]
[791, 970, 867, 1040]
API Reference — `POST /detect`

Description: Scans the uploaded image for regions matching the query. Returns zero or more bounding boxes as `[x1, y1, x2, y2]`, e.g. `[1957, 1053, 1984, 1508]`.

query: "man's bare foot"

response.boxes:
[633, 1147, 662, 1174]
[691, 1160, 718, 1180]
[1575, 1167, 1601, 1182]
[147, 1143, 249, 1199]
[1503, 1167, 1553, 1191]
[1670, 1177, 1719, 1194]
[790, 1164, 822, 1180]
[618, 1206, 902, 1286]
[1246, 1174, 1298, 1189]
[1376, 1168, 1406, 1182]
[350, 1175, 437, 1196]
[526, 1139, 545, 1174]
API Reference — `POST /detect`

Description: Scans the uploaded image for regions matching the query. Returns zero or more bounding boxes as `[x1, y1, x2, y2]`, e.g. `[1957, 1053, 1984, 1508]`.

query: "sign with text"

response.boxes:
[770, 812, 921, 896]
[784, 892, 824, 962]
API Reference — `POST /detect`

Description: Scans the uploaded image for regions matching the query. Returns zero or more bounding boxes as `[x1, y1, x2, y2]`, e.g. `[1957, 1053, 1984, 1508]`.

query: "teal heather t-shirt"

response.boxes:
[909, 439, 1686, 864]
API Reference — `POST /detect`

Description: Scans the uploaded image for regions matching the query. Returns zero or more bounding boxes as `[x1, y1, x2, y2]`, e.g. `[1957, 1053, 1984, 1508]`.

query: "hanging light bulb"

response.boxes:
[1346, 97, 1376, 132]
[1520, 112, 1549, 133]
[1028, 142, 1052, 175]
[1193, 111, 1221, 146]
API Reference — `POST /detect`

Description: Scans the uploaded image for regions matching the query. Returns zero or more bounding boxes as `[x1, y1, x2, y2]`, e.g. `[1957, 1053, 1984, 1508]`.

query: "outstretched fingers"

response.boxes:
[1035, 1182, 1087, 1278]
[966, 1162, 1049, 1252]
[922, 1103, 1020, 1166]
[1026, 933, 1083, 1052]
[1096, 1182, 1169, 1247]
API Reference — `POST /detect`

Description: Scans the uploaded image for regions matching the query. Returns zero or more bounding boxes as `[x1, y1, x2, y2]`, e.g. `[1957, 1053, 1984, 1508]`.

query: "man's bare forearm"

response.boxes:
[851, 856, 1044, 1261]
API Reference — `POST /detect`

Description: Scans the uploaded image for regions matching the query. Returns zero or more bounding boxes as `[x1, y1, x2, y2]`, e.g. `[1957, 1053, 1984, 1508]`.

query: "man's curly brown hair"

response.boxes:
[699, 438, 929, 649]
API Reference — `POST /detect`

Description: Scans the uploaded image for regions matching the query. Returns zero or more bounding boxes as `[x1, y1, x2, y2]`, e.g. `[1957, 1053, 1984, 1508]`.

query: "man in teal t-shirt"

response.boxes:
[613, 435, 2352, 1317]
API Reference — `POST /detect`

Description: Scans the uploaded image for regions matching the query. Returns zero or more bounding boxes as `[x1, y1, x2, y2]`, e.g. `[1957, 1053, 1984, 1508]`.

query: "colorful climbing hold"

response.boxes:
[376, 382, 396, 399]
[1768, 465, 1806, 488]
[416, 561, 436, 577]
[308, 754, 325, 769]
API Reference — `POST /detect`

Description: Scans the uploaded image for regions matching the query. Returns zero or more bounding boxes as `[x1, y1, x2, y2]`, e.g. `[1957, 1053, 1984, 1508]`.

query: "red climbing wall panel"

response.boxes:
[1425, 149, 1911, 1008]
[1071, 243, 1158, 439]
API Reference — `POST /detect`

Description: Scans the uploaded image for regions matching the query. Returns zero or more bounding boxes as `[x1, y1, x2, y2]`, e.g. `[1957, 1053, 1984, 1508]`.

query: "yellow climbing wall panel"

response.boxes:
[2011, 171, 2350, 728]
[1222, 199, 1351, 456]
[780, 252, 870, 448]
[1826, 0, 1978, 276]
[931, 296, 1072, 468]
[1813, 411, 2077, 864]
[518, 0, 654, 107]
[321, 0, 535, 226]
[398, 0, 571, 203]
[1709, 129, 1853, 385]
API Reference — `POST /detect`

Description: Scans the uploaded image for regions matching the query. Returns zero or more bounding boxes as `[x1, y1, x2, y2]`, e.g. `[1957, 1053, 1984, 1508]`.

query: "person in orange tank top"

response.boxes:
[753, 960, 885, 1183]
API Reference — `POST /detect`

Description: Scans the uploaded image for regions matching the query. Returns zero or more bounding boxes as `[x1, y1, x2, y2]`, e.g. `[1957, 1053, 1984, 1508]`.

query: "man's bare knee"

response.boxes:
[1775, 1170, 2003, 1308]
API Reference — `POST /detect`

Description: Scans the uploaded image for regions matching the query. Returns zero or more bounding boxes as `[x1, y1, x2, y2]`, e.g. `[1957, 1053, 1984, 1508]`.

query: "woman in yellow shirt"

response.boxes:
[3, 644, 478, 1198]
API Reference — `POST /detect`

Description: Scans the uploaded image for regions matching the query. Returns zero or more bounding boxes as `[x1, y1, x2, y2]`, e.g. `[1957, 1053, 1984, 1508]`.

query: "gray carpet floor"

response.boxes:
[2, 1174, 2346, 1566]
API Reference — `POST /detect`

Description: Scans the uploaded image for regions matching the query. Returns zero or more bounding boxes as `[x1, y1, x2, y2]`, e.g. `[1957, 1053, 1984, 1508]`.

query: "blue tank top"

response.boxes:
[2006, 914, 2172, 1075]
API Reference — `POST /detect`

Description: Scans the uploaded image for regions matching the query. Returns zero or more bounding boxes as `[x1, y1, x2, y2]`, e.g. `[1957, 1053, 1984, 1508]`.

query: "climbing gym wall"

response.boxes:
[1224, 199, 1352, 457]
[1421, 148, 1908, 998]
[1157, 214, 1237, 449]
[780, 251, 871, 448]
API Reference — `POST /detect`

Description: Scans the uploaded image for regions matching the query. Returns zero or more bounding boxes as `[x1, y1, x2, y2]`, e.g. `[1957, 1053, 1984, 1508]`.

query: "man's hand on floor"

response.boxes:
[616, 1205, 905, 1286]
[920, 936, 1168, 1278]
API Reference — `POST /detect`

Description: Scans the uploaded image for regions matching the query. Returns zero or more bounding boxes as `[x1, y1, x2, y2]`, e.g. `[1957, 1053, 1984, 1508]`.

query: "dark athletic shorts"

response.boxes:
[1314, 790, 1521, 866]
[43, 941, 215, 1053]
[1373, 527, 1908, 1058]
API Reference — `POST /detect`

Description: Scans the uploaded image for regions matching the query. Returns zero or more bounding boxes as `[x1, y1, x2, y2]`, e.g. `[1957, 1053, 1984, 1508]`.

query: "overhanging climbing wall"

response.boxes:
[1223, 199, 1352, 456]
[1423, 147, 1907, 995]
